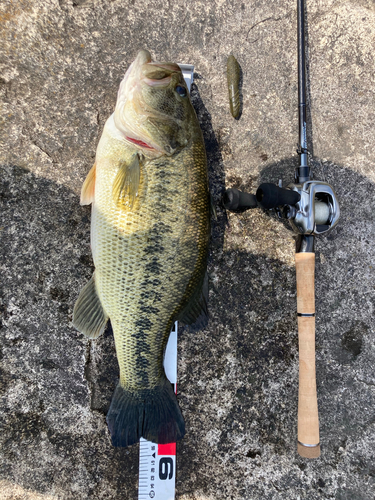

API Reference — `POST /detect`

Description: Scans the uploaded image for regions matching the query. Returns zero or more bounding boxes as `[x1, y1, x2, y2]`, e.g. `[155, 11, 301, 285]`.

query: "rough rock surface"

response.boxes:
[1, 0, 375, 499]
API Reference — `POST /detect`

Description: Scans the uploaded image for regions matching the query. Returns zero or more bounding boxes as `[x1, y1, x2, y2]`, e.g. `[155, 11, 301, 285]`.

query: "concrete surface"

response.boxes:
[1, 0, 375, 498]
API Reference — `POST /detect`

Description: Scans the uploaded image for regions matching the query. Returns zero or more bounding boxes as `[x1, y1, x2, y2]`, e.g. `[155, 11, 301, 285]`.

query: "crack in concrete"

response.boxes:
[22, 127, 58, 163]
[354, 377, 375, 388]
[83, 339, 96, 411]
[84, 339, 92, 382]
[30, 140, 56, 162]
[246, 16, 282, 41]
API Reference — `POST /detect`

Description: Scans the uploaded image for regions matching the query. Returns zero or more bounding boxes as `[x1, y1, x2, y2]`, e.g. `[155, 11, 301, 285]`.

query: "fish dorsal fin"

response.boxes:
[177, 271, 209, 330]
[113, 153, 141, 209]
[73, 274, 109, 339]
[80, 162, 96, 205]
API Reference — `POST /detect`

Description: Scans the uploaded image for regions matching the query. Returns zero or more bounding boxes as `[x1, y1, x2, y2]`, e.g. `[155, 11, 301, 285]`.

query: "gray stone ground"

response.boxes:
[1, 0, 375, 498]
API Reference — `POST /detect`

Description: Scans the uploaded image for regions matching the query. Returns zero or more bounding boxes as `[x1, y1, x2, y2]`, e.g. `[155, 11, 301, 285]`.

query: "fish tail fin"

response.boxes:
[106, 377, 185, 447]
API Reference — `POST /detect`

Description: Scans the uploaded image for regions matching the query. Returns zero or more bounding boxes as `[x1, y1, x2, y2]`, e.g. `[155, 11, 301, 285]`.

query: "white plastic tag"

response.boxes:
[178, 64, 194, 93]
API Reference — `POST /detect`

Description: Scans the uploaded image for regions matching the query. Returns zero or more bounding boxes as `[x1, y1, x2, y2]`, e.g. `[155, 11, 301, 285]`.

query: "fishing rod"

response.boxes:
[223, 0, 340, 458]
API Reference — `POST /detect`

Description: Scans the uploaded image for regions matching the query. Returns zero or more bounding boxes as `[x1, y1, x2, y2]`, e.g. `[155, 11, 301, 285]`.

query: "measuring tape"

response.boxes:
[137, 63, 195, 500]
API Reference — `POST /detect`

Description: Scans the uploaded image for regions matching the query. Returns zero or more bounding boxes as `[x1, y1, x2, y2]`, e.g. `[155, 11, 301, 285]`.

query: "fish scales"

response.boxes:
[73, 49, 210, 447]
[93, 142, 208, 390]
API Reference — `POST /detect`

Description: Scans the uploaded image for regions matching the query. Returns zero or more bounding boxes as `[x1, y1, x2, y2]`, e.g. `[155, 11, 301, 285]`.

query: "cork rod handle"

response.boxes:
[295, 252, 320, 458]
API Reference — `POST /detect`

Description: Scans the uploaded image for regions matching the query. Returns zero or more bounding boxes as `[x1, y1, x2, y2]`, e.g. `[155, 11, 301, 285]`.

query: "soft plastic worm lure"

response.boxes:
[227, 55, 240, 119]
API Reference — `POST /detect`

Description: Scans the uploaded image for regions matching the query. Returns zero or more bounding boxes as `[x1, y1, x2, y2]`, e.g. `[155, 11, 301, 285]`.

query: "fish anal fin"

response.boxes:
[80, 163, 96, 205]
[73, 275, 109, 339]
[177, 271, 209, 330]
[112, 154, 141, 209]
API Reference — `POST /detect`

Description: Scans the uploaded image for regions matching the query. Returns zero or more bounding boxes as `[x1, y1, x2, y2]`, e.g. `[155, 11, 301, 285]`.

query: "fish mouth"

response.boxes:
[118, 50, 152, 98]
[114, 50, 184, 154]
[141, 61, 181, 87]
[119, 50, 183, 97]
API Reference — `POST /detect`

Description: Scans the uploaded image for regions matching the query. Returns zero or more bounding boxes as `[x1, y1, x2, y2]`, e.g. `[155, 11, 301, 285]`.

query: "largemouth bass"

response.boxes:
[73, 50, 210, 447]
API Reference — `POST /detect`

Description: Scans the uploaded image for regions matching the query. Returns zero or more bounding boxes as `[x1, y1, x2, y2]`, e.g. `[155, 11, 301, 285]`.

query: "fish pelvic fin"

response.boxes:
[112, 153, 141, 209]
[106, 377, 185, 447]
[80, 162, 96, 205]
[72, 274, 109, 339]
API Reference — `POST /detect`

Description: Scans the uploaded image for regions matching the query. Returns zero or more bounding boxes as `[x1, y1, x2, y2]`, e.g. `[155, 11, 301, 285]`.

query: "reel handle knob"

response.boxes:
[256, 183, 301, 209]
[223, 188, 258, 211]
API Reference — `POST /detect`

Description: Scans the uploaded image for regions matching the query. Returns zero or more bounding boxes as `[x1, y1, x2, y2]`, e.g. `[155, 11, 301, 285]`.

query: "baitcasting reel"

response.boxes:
[231, 178, 341, 238]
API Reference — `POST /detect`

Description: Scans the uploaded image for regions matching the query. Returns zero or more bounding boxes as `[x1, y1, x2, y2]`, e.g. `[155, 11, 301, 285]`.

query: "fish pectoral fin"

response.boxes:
[73, 274, 109, 339]
[177, 271, 209, 330]
[80, 162, 96, 205]
[112, 153, 141, 209]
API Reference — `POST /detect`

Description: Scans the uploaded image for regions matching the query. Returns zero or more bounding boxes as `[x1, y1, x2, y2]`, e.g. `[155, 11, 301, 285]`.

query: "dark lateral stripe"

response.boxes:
[297, 313, 315, 317]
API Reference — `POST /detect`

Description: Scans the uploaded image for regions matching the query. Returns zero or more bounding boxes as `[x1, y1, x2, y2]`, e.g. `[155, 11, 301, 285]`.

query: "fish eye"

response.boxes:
[175, 85, 187, 97]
